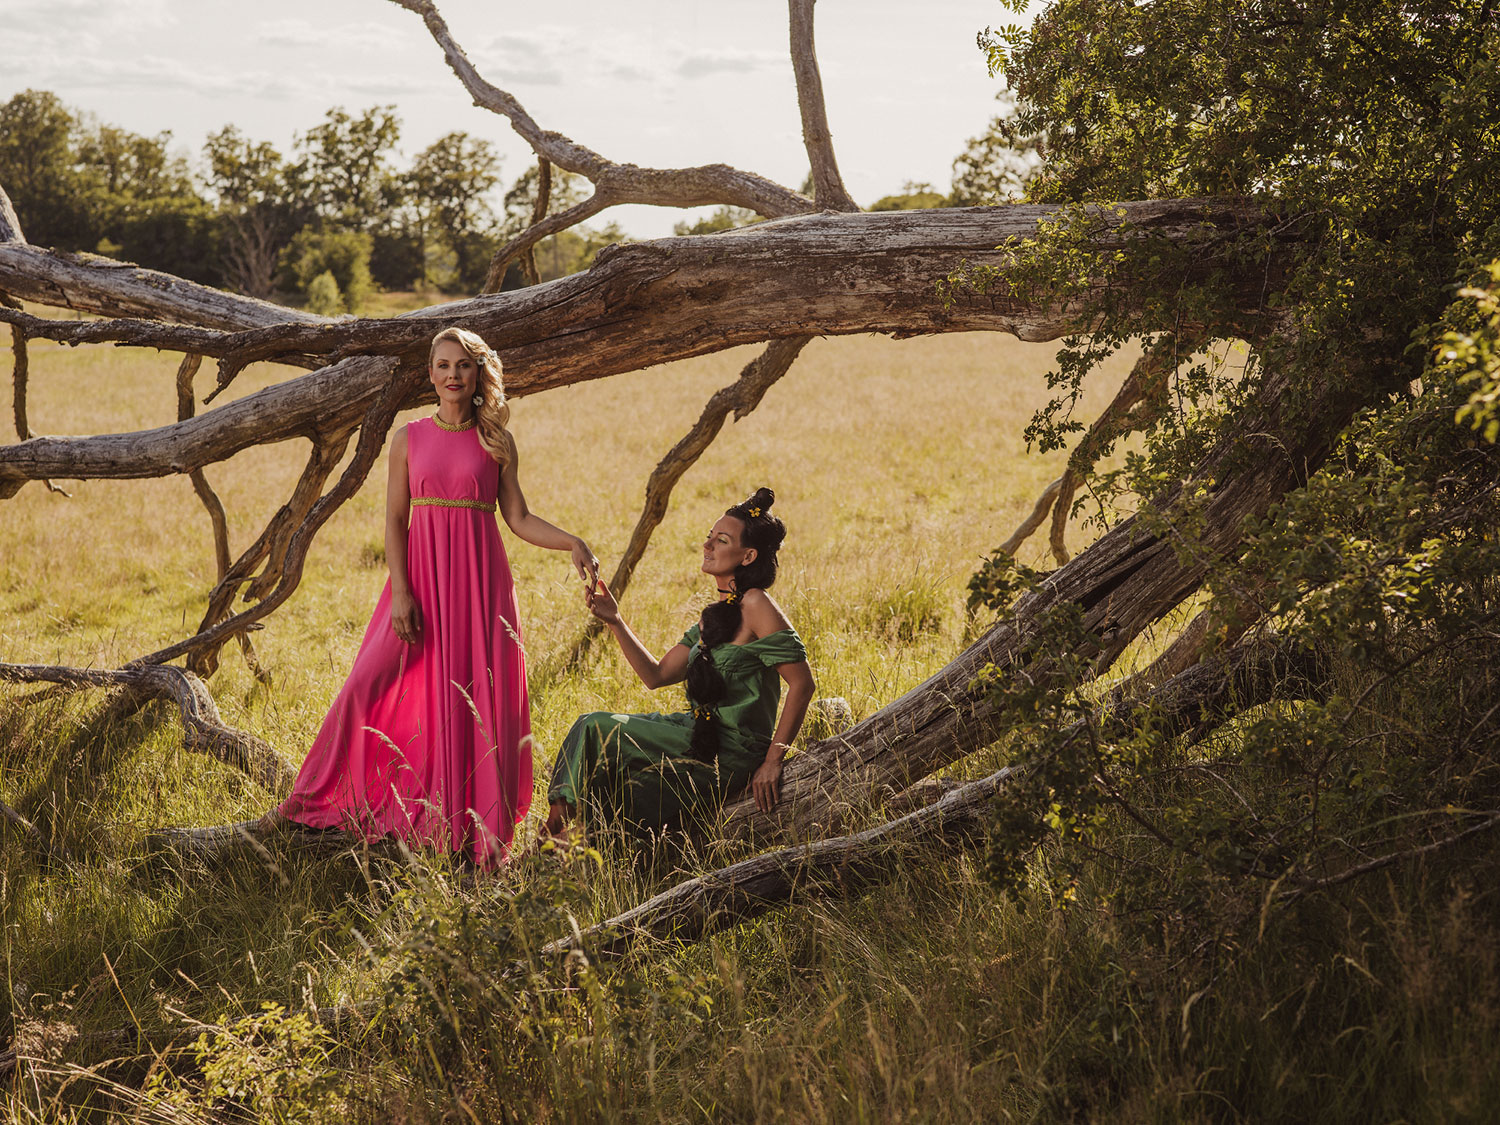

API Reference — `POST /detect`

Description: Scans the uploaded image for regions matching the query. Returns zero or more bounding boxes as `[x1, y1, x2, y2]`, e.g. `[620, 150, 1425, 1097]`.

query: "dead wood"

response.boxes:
[0, 663, 294, 794]
[128, 359, 415, 669]
[0, 183, 23, 245]
[0, 200, 1272, 497]
[1003, 334, 1192, 563]
[515, 159, 552, 289]
[391, 0, 811, 219]
[996, 476, 1065, 556]
[551, 631, 1326, 957]
[551, 765, 1024, 959]
[789, 0, 859, 212]
[173, 353, 271, 681]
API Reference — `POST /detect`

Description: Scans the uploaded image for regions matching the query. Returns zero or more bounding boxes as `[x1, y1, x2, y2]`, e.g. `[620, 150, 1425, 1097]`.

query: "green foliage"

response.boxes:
[281, 227, 372, 313]
[303, 270, 345, 317]
[948, 13, 1500, 1116]
[294, 105, 402, 232]
[673, 205, 757, 236]
[1439, 260, 1500, 442]
[868, 182, 949, 211]
[144, 1004, 345, 1123]
[409, 130, 504, 292]
[0, 89, 216, 280]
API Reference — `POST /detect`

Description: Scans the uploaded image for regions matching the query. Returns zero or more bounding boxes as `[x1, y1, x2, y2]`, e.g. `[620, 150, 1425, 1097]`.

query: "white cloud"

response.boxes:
[475, 29, 575, 88]
[7, 0, 171, 34]
[676, 48, 784, 80]
[256, 17, 405, 51]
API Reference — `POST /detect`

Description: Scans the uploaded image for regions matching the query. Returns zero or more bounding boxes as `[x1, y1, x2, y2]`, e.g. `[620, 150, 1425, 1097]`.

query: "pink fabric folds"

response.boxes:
[279, 418, 532, 865]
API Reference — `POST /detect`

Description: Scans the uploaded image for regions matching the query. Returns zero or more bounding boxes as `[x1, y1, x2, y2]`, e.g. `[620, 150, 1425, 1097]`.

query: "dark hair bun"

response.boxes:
[745, 486, 774, 513]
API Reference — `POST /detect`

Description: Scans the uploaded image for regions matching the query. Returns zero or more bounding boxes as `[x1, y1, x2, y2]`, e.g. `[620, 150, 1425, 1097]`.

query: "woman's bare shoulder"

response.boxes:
[742, 588, 791, 635]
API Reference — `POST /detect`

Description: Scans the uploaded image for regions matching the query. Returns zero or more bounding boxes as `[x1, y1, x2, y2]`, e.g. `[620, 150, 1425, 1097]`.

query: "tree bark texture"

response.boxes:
[789, 0, 860, 212]
[0, 199, 1269, 495]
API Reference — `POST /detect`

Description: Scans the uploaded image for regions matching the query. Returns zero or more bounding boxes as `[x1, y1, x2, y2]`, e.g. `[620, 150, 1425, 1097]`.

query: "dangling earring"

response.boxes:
[473, 393, 484, 406]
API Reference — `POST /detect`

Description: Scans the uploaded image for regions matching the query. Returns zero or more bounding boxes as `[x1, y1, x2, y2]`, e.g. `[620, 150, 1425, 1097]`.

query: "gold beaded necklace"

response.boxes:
[432, 413, 477, 432]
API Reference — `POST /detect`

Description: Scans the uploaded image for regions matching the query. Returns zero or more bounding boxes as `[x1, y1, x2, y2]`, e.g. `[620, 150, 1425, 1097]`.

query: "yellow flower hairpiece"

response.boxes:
[692, 706, 713, 722]
[747, 506, 762, 517]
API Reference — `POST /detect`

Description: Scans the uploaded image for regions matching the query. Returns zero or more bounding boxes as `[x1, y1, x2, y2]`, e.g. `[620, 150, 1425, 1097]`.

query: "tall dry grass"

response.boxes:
[7, 326, 1500, 1120]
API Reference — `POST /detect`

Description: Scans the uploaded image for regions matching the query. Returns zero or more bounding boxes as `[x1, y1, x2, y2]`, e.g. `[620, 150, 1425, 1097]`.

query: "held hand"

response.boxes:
[585, 579, 621, 625]
[390, 589, 422, 645]
[571, 538, 599, 586]
[750, 754, 784, 813]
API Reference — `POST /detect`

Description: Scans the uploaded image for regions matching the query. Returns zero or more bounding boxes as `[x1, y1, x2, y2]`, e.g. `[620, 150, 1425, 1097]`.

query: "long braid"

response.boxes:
[686, 487, 785, 762]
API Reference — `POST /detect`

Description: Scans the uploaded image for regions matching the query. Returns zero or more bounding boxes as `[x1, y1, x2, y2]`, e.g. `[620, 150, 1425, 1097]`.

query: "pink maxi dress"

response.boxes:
[279, 417, 531, 865]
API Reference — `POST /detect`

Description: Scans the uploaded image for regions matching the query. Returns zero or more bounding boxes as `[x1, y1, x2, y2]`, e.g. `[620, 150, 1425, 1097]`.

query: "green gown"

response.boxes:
[548, 624, 807, 834]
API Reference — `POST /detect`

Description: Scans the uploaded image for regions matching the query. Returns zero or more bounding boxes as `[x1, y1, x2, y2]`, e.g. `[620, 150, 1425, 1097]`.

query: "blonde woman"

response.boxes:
[276, 327, 596, 865]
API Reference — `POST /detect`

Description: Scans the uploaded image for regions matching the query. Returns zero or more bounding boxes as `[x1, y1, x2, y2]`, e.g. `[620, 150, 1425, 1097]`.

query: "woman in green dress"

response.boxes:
[543, 487, 815, 839]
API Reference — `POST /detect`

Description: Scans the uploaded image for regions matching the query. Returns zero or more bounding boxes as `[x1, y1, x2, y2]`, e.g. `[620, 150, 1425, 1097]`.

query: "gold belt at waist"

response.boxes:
[410, 497, 496, 512]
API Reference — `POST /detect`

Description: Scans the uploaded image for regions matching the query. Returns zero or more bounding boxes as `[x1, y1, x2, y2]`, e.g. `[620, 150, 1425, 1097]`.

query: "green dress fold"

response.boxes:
[548, 625, 807, 833]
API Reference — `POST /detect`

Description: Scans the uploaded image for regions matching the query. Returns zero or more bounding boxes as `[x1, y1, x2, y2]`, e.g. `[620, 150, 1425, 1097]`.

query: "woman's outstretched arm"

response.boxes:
[585, 581, 691, 689]
[386, 426, 422, 645]
[496, 433, 598, 584]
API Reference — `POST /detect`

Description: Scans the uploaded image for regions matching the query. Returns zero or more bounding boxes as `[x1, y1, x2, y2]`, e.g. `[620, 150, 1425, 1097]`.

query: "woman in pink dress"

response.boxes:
[275, 326, 597, 865]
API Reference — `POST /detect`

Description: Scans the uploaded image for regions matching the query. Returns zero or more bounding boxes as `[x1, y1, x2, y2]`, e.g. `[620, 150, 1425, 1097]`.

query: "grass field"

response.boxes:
[7, 322, 1500, 1122]
[0, 326, 1142, 807]
[2, 324, 1151, 1120]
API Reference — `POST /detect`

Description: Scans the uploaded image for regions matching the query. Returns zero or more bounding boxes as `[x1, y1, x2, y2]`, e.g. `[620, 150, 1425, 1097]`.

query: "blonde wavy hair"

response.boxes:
[428, 326, 512, 469]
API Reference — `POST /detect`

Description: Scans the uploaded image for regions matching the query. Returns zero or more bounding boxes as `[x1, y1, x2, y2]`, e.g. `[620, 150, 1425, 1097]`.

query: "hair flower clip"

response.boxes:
[748, 506, 762, 517]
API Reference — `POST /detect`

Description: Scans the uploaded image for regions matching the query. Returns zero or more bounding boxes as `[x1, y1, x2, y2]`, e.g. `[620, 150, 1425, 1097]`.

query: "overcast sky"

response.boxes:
[3, 0, 1010, 239]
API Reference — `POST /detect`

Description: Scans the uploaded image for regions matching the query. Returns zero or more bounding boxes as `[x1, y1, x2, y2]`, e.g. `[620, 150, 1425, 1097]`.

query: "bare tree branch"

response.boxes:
[0, 663, 294, 794]
[1280, 813, 1500, 901]
[996, 476, 1063, 557]
[549, 764, 1023, 959]
[0, 201, 1273, 496]
[173, 354, 271, 682]
[176, 354, 228, 575]
[0, 182, 24, 244]
[482, 193, 608, 294]
[6, 300, 30, 440]
[788, 0, 859, 212]
[1002, 334, 1193, 562]
[571, 337, 810, 664]
[126, 358, 415, 668]
[514, 159, 552, 290]
[189, 431, 353, 675]
[389, 0, 813, 221]
[0, 243, 321, 331]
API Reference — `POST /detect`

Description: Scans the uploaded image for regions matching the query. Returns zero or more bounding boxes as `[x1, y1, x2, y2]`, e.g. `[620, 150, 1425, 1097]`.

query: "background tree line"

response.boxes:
[1, 88, 1033, 308]
[0, 91, 627, 312]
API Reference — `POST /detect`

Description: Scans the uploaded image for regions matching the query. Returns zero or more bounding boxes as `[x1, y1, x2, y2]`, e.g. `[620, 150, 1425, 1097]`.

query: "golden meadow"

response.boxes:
[0, 320, 1183, 1121]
